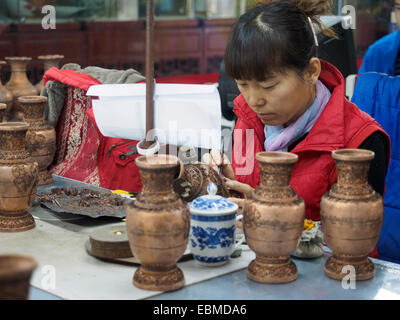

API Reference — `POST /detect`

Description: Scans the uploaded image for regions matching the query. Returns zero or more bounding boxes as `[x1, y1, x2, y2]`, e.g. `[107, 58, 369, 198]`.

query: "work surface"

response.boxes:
[1, 176, 400, 300]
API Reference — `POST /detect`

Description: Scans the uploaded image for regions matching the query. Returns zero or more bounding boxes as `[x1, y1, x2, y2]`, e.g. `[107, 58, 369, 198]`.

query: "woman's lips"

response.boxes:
[257, 113, 275, 120]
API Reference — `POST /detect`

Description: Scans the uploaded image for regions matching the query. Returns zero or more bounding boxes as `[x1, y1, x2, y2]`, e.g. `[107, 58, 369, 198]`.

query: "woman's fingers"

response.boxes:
[227, 197, 245, 208]
[221, 155, 236, 180]
[202, 153, 219, 173]
[210, 149, 223, 166]
[225, 179, 254, 197]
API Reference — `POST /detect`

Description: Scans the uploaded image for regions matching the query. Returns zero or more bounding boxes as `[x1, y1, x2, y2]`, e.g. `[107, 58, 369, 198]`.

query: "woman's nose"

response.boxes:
[247, 93, 266, 109]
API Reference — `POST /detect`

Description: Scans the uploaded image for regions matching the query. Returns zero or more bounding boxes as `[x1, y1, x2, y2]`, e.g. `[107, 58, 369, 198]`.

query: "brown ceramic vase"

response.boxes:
[0, 61, 13, 121]
[0, 122, 38, 232]
[320, 149, 384, 281]
[126, 155, 190, 291]
[36, 55, 64, 93]
[0, 254, 37, 300]
[0, 104, 6, 123]
[18, 96, 56, 185]
[244, 152, 305, 284]
[5, 57, 39, 120]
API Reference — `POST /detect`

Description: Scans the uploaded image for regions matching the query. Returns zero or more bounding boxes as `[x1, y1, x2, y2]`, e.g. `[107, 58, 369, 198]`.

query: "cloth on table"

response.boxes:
[291, 221, 325, 259]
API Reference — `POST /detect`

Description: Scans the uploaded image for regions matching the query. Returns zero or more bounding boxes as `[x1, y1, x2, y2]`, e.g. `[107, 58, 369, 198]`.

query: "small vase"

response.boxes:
[320, 149, 384, 280]
[36, 54, 64, 93]
[0, 254, 37, 300]
[5, 57, 39, 120]
[126, 155, 190, 291]
[244, 152, 305, 283]
[0, 122, 38, 232]
[18, 96, 56, 185]
[0, 61, 13, 121]
[0, 104, 6, 123]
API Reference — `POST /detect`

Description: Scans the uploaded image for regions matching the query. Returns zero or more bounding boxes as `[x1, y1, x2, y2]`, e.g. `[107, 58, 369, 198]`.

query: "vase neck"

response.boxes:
[8, 61, 30, 83]
[19, 100, 46, 121]
[335, 160, 370, 186]
[0, 129, 27, 153]
[139, 166, 178, 194]
[330, 159, 374, 200]
[255, 162, 297, 201]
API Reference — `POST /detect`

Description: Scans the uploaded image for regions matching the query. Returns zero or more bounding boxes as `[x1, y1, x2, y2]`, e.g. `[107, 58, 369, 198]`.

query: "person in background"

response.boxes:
[203, 0, 390, 256]
[359, 0, 400, 75]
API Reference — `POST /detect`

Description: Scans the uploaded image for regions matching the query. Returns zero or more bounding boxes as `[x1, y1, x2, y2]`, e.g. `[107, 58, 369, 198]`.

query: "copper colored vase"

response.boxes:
[244, 152, 305, 283]
[18, 96, 56, 185]
[320, 149, 384, 281]
[0, 254, 37, 300]
[126, 155, 190, 291]
[0, 122, 38, 232]
[0, 61, 13, 121]
[0, 104, 6, 123]
[5, 57, 39, 120]
[36, 55, 64, 93]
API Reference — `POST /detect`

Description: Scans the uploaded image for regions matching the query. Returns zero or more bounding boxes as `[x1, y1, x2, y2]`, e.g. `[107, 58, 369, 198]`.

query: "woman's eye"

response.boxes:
[261, 83, 278, 90]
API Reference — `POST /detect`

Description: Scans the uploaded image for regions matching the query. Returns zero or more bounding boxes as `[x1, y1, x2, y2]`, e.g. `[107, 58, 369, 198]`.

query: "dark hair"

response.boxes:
[224, 0, 335, 81]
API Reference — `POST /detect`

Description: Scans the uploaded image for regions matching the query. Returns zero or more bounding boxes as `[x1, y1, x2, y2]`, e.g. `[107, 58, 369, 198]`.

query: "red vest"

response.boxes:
[232, 60, 389, 222]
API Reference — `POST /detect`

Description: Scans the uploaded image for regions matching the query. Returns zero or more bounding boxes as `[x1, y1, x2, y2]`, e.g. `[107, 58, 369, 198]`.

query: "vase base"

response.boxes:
[0, 213, 35, 232]
[37, 169, 53, 186]
[133, 265, 185, 291]
[324, 255, 375, 281]
[247, 256, 298, 284]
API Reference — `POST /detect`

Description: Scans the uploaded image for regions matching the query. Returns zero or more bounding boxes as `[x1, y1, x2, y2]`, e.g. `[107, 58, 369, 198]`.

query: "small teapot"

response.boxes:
[188, 183, 245, 267]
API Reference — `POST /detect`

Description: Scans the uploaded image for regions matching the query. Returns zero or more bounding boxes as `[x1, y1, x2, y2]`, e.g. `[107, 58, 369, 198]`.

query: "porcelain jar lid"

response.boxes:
[189, 183, 238, 215]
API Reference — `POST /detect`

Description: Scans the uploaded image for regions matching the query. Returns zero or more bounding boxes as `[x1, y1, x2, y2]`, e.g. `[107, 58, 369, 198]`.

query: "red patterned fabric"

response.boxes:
[44, 68, 103, 186]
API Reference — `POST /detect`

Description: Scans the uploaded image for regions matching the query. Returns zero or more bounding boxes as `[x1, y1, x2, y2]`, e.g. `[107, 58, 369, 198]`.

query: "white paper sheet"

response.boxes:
[87, 83, 222, 150]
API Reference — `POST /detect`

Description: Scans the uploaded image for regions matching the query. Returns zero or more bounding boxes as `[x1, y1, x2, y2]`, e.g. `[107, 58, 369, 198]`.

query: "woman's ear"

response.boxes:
[304, 58, 321, 85]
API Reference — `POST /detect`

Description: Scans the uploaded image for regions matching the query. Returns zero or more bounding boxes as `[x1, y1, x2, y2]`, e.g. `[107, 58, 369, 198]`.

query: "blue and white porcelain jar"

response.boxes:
[189, 183, 242, 266]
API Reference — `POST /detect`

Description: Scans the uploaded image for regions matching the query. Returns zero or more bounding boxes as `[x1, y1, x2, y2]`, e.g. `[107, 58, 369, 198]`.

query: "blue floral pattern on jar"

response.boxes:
[190, 225, 235, 250]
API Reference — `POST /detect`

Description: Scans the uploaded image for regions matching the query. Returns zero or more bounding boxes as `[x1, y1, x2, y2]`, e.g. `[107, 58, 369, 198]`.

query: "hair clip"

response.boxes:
[308, 17, 319, 47]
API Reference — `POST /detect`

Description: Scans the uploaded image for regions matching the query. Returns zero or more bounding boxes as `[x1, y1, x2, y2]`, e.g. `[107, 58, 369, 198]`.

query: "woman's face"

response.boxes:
[235, 60, 320, 127]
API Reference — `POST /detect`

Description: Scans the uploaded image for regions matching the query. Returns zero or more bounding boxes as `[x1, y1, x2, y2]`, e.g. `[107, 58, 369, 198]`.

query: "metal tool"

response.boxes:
[119, 145, 138, 161]
[107, 140, 134, 157]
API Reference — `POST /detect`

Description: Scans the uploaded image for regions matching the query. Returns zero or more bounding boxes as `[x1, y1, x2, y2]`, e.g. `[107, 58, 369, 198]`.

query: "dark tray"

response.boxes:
[36, 186, 133, 219]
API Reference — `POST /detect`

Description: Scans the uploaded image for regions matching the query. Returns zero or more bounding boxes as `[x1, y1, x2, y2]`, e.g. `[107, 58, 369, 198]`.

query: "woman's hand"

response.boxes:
[224, 177, 254, 198]
[202, 149, 254, 197]
[202, 149, 236, 180]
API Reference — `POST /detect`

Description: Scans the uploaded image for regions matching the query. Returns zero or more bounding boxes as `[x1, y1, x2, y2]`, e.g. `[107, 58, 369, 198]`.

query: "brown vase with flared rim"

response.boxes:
[36, 55, 64, 93]
[0, 61, 13, 121]
[0, 104, 6, 123]
[126, 155, 190, 291]
[0, 122, 38, 232]
[5, 57, 39, 120]
[320, 149, 384, 281]
[18, 96, 56, 185]
[0, 254, 37, 300]
[244, 152, 305, 284]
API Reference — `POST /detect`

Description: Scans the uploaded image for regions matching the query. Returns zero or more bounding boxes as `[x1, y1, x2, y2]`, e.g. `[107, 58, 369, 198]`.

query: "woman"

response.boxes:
[204, 0, 390, 225]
